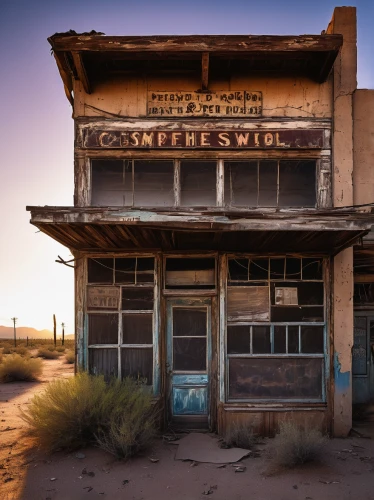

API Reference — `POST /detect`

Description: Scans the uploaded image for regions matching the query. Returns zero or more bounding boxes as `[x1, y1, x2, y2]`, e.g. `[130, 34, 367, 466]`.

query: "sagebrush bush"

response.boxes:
[21, 373, 156, 457]
[224, 423, 258, 449]
[65, 351, 75, 364]
[13, 346, 29, 356]
[272, 422, 327, 468]
[0, 349, 3, 363]
[37, 348, 60, 359]
[56, 346, 66, 353]
[0, 354, 42, 382]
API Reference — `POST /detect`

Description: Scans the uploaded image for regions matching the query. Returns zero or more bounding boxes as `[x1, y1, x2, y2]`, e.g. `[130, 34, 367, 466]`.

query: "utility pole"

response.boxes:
[53, 314, 57, 347]
[61, 322, 65, 346]
[11, 317, 17, 347]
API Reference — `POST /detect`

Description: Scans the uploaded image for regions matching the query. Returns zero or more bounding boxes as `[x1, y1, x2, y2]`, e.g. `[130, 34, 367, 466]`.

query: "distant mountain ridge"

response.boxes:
[0, 325, 74, 339]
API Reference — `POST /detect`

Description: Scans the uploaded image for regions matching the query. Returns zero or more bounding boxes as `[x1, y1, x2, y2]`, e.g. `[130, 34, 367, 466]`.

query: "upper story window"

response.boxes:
[91, 159, 317, 209]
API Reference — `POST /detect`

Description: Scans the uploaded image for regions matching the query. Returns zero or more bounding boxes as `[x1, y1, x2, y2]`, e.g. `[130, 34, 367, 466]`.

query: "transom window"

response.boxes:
[91, 159, 317, 208]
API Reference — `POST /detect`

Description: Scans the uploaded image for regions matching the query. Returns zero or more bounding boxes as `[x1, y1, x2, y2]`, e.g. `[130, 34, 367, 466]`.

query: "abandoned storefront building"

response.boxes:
[27, 7, 374, 436]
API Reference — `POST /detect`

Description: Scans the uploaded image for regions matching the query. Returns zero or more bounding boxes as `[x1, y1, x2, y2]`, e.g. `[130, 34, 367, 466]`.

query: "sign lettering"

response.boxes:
[147, 90, 262, 117]
[87, 287, 119, 310]
[84, 129, 324, 149]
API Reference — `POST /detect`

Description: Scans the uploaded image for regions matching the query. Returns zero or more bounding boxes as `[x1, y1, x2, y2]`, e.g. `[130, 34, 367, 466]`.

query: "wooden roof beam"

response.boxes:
[71, 51, 91, 94]
[48, 34, 343, 54]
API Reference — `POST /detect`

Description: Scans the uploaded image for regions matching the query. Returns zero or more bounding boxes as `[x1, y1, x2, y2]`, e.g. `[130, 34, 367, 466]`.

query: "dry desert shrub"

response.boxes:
[0, 354, 42, 382]
[65, 351, 75, 364]
[224, 422, 259, 449]
[56, 346, 66, 353]
[0, 348, 3, 363]
[21, 373, 156, 458]
[37, 348, 60, 359]
[272, 422, 327, 468]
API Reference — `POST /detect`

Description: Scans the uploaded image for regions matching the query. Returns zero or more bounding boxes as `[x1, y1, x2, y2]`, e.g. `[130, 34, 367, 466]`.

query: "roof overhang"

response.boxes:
[27, 206, 372, 255]
[48, 33, 343, 104]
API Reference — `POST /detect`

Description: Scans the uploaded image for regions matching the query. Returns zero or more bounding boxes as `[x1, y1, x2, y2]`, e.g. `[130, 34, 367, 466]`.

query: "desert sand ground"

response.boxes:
[1, 357, 374, 500]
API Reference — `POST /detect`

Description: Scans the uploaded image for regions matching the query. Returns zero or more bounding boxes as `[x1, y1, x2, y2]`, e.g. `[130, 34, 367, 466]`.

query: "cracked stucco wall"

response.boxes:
[329, 6, 357, 437]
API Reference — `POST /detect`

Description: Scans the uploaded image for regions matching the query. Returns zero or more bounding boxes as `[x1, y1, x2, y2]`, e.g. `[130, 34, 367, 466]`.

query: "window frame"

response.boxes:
[89, 157, 321, 209]
[86, 254, 159, 393]
[223, 254, 329, 404]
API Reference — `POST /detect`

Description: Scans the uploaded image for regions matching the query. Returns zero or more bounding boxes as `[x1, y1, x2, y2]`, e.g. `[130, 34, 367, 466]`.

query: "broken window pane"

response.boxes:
[227, 326, 250, 354]
[173, 308, 207, 337]
[301, 326, 324, 353]
[302, 258, 323, 280]
[133, 160, 174, 207]
[91, 160, 128, 206]
[115, 258, 136, 284]
[224, 161, 258, 206]
[88, 313, 118, 344]
[252, 326, 271, 353]
[115, 257, 154, 284]
[258, 160, 278, 206]
[180, 161, 216, 206]
[270, 258, 285, 279]
[228, 259, 249, 281]
[288, 326, 299, 353]
[274, 325, 287, 353]
[88, 258, 114, 284]
[89, 348, 118, 381]
[122, 313, 153, 344]
[122, 288, 154, 310]
[173, 338, 206, 371]
[278, 160, 316, 207]
[121, 348, 153, 384]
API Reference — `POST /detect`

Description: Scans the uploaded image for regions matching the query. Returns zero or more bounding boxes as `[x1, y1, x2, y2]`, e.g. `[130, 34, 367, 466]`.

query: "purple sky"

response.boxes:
[0, 0, 373, 332]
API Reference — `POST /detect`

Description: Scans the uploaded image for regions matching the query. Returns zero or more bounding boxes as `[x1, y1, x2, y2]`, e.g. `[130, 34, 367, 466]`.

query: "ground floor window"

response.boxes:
[86, 257, 156, 388]
[226, 256, 326, 402]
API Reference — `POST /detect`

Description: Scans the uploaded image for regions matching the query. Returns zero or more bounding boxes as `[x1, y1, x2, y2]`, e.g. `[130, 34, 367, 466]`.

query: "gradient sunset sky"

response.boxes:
[1, 0, 373, 333]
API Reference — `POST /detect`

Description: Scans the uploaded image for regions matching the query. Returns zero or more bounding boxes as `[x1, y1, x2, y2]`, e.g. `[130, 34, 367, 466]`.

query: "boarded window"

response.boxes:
[88, 258, 113, 284]
[88, 314, 118, 345]
[121, 348, 153, 384]
[89, 348, 118, 381]
[122, 288, 154, 310]
[165, 258, 215, 289]
[229, 358, 323, 399]
[122, 314, 153, 344]
[180, 161, 216, 206]
[227, 287, 270, 321]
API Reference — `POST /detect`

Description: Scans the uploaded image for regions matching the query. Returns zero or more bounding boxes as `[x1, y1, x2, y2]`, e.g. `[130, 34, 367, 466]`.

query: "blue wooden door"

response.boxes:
[167, 298, 211, 424]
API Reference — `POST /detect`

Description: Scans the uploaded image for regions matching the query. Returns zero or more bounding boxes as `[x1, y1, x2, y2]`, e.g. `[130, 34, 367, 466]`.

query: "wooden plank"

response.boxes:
[71, 51, 91, 94]
[166, 269, 215, 286]
[49, 34, 343, 53]
[53, 51, 74, 105]
[227, 287, 270, 321]
[201, 52, 209, 90]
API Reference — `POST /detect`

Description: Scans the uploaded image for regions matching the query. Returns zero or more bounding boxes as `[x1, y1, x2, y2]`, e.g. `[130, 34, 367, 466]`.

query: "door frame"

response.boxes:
[166, 296, 213, 427]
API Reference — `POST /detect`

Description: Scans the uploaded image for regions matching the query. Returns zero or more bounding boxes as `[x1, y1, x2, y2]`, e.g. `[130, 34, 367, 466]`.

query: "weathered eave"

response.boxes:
[27, 206, 372, 255]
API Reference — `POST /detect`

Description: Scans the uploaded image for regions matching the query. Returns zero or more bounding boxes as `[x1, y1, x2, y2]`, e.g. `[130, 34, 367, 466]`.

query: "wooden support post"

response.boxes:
[53, 314, 57, 347]
[202, 52, 209, 91]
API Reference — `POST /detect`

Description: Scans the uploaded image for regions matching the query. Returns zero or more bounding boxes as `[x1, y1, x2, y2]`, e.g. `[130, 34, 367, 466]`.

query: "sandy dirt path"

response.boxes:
[1, 359, 374, 500]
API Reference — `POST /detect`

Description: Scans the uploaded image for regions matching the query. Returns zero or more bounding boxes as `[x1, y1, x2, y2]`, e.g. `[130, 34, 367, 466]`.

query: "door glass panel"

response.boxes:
[173, 338, 206, 371]
[173, 308, 207, 336]
[173, 307, 207, 371]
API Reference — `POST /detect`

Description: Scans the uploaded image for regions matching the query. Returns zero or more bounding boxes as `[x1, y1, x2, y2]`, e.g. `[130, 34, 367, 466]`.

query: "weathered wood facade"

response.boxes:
[27, 7, 374, 436]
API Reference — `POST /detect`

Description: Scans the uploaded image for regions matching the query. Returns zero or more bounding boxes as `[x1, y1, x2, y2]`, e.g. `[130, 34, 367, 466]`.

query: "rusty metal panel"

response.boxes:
[147, 90, 262, 117]
[83, 129, 325, 150]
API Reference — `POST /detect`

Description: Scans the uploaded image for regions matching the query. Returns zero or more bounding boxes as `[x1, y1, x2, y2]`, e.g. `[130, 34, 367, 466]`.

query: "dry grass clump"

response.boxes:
[0, 348, 3, 363]
[37, 348, 60, 359]
[13, 346, 29, 356]
[65, 351, 75, 364]
[21, 373, 156, 458]
[272, 422, 327, 468]
[56, 346, 66, 353]
[0, 354, 42, 382]
[224, 423, 259, 449]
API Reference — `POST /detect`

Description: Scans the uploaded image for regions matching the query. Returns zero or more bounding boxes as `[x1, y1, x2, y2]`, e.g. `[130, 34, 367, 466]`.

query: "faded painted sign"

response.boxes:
[84, 129, 324, 149]
[87, 286, 119, 310]
[147, 90, 262, 117]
